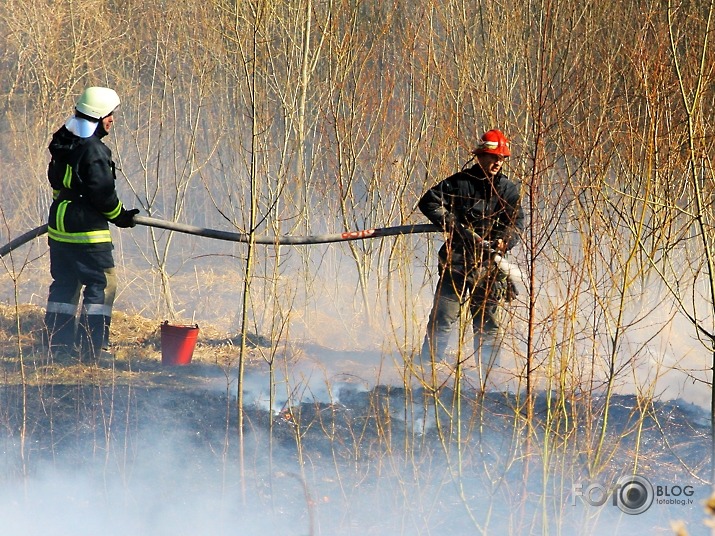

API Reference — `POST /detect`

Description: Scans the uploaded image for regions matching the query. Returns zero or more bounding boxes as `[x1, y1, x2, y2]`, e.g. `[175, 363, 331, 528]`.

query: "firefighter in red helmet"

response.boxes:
[44, 87, 140, 362]
[418, 129, 524, 374]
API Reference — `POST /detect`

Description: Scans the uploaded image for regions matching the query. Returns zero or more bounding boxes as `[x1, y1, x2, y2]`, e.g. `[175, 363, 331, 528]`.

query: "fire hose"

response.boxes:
[0, 215, 523, 283]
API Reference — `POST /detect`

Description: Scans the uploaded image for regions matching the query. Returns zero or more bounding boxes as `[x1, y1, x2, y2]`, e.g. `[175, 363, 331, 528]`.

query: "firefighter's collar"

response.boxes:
[65, 116, 98, 138]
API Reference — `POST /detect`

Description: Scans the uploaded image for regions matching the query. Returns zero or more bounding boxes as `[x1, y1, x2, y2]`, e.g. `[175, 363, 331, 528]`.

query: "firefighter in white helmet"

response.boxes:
[418, 129, 524, 373]
[44, 87, 140, 362]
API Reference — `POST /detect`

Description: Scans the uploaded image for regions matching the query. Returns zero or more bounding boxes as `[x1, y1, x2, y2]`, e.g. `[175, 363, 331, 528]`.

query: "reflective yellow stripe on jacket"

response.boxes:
[49, 200, 113, 244]
[103, 200, 122, 220]
[48, 228, 112, 244]
[62, 163, 72, 188]
[51, 165, 72, 200]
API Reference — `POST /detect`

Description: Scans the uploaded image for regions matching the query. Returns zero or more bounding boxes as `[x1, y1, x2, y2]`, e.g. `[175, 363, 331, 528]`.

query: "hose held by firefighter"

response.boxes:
[418, 129, 525, 371]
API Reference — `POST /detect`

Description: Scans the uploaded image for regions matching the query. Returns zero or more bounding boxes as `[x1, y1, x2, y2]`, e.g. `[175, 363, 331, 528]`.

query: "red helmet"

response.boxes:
[472, 129, 511, 157]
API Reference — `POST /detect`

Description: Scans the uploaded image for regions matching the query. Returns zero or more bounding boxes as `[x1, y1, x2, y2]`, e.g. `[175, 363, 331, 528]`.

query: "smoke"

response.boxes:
[0, 371, 708, 535]
[0, 286, 710, 536]
[1, 212, 712, 535]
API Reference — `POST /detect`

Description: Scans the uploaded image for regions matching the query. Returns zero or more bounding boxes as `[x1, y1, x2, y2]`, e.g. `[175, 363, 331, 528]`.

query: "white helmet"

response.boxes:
[75, 87, 120, 119]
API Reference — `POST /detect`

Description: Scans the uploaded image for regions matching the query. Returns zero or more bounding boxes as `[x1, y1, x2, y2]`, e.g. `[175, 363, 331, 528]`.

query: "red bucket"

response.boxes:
[161, 322, 199, 366]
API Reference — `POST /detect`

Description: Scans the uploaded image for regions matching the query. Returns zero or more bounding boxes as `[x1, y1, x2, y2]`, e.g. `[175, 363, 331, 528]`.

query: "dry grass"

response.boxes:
[0, 303, 710, 534]
[0, 303, 262, 389]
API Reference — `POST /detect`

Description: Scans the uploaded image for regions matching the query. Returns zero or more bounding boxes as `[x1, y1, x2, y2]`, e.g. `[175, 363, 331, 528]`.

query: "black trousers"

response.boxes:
[44, 243, 116, 359]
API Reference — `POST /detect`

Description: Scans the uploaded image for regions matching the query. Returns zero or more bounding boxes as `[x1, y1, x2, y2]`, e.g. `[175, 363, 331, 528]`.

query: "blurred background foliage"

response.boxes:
[0, 0, 714, 407]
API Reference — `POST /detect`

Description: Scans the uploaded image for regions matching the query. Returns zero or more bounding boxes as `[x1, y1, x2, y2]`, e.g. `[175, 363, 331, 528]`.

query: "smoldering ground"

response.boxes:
[0, 341, 711, 536]
[0, 238, 713, 534]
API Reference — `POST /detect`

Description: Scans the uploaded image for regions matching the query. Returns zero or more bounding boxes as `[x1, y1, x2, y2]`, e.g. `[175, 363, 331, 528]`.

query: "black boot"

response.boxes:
[77, 312, 107, 362]
[44, 311, 77, 360]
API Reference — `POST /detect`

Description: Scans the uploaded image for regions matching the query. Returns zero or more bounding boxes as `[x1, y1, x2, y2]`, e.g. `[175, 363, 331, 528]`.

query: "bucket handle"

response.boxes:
[162, 320, 199, 329]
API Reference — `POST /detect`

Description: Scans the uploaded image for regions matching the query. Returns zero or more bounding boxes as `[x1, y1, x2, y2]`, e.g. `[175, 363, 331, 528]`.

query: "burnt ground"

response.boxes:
[0, 304, 713, 535]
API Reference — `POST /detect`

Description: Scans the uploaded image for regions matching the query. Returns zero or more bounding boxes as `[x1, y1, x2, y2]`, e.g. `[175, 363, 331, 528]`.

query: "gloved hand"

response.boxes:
[112, 208, 140, 228]
[456, 223, 484, 245]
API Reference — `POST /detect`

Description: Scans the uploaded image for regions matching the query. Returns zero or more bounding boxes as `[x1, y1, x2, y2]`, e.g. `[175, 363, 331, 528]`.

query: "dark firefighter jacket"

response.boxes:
[47, 125, 124, 248]
[418, 163, 525, 273]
